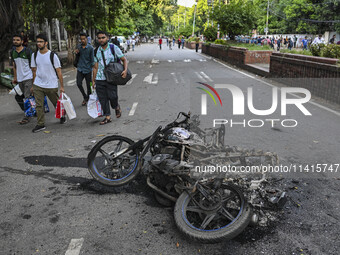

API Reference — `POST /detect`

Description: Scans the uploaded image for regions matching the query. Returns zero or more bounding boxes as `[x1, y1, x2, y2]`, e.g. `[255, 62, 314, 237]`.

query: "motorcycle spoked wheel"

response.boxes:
[87, 135, 142, 187]
[174, 183, 252, 243]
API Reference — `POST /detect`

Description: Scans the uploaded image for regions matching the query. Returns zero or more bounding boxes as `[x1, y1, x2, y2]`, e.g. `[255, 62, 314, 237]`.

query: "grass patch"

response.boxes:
[213, 40, 272, 51]
[280, 49, 313, 56]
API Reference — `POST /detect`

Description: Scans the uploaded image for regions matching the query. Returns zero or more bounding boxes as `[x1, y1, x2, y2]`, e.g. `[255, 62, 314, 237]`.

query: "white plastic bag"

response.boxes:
[61, 93, 76, 120]
[87, 91, 102, 119]
[9, 84, 23, 96]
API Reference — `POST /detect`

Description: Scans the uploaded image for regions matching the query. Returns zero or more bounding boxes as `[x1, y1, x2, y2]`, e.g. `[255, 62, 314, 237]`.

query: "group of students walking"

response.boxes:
[11, 30, 128, 132]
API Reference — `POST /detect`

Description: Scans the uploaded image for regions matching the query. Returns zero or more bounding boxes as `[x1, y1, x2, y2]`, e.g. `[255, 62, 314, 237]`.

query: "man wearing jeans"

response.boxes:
[92, 31, 128, 125]
[75, 32, 94, 106]
[31, 33, 65, 133]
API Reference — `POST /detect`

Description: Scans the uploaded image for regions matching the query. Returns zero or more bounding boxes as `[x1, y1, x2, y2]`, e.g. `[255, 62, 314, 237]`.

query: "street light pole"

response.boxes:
[192, 1, 197, 36]
[266, 0, 269, 36]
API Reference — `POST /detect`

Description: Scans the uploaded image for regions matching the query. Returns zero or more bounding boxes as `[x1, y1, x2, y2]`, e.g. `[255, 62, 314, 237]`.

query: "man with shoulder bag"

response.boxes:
[92, 31, 128, 125]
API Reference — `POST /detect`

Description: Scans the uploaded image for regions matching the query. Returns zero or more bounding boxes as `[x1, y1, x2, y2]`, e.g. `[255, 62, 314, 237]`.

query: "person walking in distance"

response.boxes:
[195, 36, 200, 52]
[74, 32, 94, 106]
[30, 33, 65, 133]
[178, 37, 181, 49]
[159, 37, 162, 50]
[92, 31, 127, 125]
[11, 33, 33, 125]
[181, 36, 185, 49]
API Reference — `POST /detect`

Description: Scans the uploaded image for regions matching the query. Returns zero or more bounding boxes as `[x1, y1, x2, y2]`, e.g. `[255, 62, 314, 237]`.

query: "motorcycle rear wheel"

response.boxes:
[87, 135, 141, 187]
[174, 183, 252, 243]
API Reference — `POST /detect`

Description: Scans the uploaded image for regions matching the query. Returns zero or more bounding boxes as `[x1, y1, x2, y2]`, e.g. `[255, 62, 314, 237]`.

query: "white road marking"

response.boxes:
[200, 71, 213, 82]
[184, 59, 191, 62]
[65, 238, 84, 255]
[129, 102, 138, 116]
[168, 60, 175, 62]
[151, 73, 158, 84]
[127, 74, 137, 85]
[212, 58, 340, 117]
[63, 74, 70, 79]
[66, 79, 76, 86]
[149, 65, 152, 68]
[136, 61, 144, 64]
[143, 73, 153, 84]
[63, 69, 75, 75]
[195, 72, 206, 82]
[151, 59, 159, 64]
[198, 59, 207, 62]
[171, 73, 179, 84]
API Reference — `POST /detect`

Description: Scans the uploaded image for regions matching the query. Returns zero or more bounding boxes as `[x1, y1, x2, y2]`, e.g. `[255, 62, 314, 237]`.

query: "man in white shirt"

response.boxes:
[312, 34, 325, 45]
[11, 34, 33, 125]
[30, 33, 65, 133]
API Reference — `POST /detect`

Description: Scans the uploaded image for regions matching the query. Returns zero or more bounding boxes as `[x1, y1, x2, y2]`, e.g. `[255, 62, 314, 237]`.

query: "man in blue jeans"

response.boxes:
[92, 31, 128, 125]
[75, 32, 94, 106]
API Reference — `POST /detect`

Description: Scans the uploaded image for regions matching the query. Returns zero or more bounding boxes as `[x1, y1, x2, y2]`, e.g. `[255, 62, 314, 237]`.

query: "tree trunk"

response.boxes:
[67, 32, 77, 64]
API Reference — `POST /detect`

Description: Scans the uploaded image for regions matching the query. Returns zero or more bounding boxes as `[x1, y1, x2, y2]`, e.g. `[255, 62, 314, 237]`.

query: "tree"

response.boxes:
[212, 0, 257, 39]
[0, 0, 24, 72]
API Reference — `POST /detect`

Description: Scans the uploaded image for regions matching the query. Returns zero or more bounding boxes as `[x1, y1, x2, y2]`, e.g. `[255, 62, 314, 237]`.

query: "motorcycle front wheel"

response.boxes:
[87, 135, 142, 187]
[174, 183, 252, 243]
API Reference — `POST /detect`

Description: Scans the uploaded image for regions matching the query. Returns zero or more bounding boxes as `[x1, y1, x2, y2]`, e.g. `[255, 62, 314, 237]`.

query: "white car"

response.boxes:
[110, 36, 128, 53]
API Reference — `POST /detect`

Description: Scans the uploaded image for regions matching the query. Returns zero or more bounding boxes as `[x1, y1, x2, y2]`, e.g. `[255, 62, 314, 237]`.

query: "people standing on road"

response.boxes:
[74, 32, 94, 106]
[181, 37, 185, 49]
[302, 36, 308, 50]
[173, 37, 175, 46]
[132, 38, 136, 51]
[166, 37, 169, 47]
[20, 31, 29, 47]
[112, 36, 120, 47]
[288, 38, 293, 50]
[30, 33, 65, 133]
[127, 38, 131, 51]
[329, 34, 336, 44]
[178, 37, 181, 49]
[92, 31, 127, 125]
[277, 37, 281, 51]
[169, 38, 172, 50]
[195, 36, 200, 52]
[312, 34, 325, 45]
[159, 37, 162, 50]
[11, 34, 33, 125]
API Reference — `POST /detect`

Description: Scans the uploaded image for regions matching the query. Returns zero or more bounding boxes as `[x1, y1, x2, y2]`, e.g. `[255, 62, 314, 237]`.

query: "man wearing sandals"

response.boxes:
[11, 34, 33, 125]
[92, 31, 127, 125]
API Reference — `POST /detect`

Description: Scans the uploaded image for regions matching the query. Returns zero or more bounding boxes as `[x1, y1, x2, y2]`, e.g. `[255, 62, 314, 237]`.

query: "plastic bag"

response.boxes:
[55, 93, 66, 119]
[87, 91, 102, 119]
[9, 84, 23, 96]
[60, 93, 76, 120]
[24, 96, 36, 117]
[44, 96, 50, 113]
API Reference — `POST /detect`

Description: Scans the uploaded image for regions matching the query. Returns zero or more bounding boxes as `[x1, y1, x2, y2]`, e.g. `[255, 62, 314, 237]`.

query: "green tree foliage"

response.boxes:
[211, 0, 256, 39]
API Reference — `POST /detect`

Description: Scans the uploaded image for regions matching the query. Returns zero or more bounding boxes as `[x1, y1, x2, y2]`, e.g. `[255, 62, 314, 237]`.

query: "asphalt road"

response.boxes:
[0, 42, 339, 255]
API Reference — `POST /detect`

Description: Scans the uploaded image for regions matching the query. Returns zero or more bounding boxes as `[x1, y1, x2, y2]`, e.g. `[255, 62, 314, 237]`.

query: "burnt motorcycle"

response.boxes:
[87, 112, 285, 243]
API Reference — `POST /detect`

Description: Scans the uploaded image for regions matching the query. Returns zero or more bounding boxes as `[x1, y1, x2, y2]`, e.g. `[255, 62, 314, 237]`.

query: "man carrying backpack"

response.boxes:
[74, 32, 94, 106]
[92, 31, 127, 125]
[30, 33, 65, 133]
[11, 34, 33, 125]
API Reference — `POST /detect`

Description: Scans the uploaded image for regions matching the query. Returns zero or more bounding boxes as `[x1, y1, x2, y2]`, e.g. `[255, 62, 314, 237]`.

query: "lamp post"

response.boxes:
[266, 0, 269, 36]
[192, 1, 198, 36]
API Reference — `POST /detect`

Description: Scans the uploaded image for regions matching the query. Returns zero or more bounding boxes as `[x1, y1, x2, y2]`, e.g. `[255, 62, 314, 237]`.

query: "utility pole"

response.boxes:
[178, 13, 179, 30]
[184, 9, 186, 27]
[192, 1, 198, 36]
[266, 0, 269, 36]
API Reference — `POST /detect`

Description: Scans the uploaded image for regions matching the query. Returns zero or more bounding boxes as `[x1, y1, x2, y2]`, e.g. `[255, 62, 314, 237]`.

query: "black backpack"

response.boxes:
[33, 51, 62, 77]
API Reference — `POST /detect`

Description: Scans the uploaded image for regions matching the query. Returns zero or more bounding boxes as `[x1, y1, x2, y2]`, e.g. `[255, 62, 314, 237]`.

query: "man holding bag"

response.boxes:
[31, 33, 65, 133]
[11, 34, 33, 125]
[92, 31, 128, 125]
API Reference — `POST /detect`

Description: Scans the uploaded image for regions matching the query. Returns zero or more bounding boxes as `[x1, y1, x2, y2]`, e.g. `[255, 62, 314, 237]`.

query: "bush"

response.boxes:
[204, 26, 217, 42]
[310, 43, 325, 57]
[322, 44, 340, 59]
[214, 39, 228, 45]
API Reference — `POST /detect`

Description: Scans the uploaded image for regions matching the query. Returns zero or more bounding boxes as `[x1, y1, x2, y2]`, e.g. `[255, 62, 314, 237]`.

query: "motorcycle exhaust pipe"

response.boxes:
[146, 176, 177, 202]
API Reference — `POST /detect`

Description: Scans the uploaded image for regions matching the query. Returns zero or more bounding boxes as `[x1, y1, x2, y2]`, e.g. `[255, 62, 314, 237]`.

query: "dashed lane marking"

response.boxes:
[129, 102, 138, 116]
[127, 74, 137, 85]
[171, 73, 179, 84]
[65, 238, 84, 255]
[66, 79, 76, 86]
[194, 72, 206, 82]
[200, 71, 213, 82]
